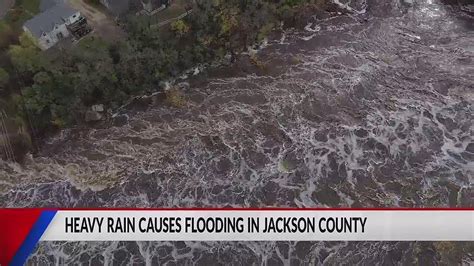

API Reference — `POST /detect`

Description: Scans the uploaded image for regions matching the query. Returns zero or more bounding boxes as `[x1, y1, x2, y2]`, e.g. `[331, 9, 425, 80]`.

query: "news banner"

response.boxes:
[0, 208, 473, 265]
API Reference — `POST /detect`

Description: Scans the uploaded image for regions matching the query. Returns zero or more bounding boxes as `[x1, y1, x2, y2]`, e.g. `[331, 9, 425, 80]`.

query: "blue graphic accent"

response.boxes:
[9, 210, 57, 266]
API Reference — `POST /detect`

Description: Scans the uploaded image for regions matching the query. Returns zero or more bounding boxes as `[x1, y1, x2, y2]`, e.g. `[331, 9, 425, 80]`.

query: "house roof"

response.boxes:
[24, 3, 77, 38]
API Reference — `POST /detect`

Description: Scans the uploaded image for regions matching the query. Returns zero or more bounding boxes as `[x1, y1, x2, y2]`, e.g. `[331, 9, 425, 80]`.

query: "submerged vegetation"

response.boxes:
[165, 88, 187, 108]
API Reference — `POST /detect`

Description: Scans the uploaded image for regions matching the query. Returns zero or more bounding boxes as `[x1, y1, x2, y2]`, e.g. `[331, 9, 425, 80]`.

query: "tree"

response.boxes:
[0, 22, 16, 50]
[171, 19, 191, 38]
[8, 32, 45, 73]
[0, 68, 9, 89]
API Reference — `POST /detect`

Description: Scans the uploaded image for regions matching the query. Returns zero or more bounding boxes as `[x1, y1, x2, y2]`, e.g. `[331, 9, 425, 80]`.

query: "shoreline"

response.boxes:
[0, 0, 14, 19]
[22, 5, 339, 161]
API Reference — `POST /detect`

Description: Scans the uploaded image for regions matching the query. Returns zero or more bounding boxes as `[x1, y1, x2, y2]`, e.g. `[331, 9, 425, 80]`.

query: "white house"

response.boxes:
[23, 3, 81, 50]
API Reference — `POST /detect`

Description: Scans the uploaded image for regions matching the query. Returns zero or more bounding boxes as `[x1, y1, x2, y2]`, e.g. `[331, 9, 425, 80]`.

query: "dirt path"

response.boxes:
[0, 0, 15, 19]
[67, 0, 126, 41]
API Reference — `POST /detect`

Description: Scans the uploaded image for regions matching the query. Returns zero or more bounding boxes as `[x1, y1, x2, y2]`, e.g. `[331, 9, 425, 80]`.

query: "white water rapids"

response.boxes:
[0, 0, 473, 264]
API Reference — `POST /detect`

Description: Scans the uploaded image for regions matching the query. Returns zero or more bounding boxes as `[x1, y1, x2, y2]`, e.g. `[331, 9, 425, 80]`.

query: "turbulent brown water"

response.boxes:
[1, 0, 473, 264]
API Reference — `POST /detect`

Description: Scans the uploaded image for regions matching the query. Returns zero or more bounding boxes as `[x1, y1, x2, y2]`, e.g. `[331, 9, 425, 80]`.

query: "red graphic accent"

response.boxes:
[0, 209, 42, 266]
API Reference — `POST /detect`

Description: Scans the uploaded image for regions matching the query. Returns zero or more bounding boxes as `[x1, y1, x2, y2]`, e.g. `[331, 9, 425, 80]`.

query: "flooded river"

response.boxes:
[1, 0, 473, 264]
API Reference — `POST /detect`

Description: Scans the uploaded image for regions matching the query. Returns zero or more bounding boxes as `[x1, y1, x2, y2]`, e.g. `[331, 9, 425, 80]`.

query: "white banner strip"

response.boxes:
[41, 210, 474, 241]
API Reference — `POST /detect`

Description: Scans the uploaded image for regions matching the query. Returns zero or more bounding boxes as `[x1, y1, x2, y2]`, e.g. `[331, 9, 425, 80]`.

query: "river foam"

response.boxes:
[1, 0, 473, 264]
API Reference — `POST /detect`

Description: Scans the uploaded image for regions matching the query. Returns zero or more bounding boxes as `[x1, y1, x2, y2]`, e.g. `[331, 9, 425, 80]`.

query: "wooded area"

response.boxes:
[0, 0, 327, 160]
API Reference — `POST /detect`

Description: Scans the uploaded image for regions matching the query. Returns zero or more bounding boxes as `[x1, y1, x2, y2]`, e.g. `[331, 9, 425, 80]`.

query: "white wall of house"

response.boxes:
[66, 11, 81, 25]
[39, 23, 69, 50]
